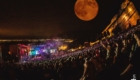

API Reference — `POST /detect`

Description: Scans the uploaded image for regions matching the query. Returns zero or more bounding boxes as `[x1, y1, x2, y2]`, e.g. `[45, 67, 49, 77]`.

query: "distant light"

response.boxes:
[58, 45, 68, 50]
[43, 49, 46, 52]
[78, 46, 82, 49]
[90, 42, 95, 46]
[8, 52, 11, 54]
[122, 14, 128, 20]
[128, 7, 132, 12]
[36, 51, 39, 54]
[50, 49, 56, 53]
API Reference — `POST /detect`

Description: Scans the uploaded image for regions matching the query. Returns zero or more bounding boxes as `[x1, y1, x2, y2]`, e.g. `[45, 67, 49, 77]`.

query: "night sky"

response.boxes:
[0, 0, 139, 42]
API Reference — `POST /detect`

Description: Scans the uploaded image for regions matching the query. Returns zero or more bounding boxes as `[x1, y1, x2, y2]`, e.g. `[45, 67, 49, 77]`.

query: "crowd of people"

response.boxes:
[0, 30, 140, 80]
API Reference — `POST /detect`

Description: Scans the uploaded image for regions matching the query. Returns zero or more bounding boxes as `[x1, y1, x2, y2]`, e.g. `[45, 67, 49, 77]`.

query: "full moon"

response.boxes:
[74, 0, 99, 21]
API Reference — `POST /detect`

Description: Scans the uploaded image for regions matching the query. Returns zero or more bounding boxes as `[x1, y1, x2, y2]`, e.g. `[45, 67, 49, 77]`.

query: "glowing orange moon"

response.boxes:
[74, 0, 99, 21]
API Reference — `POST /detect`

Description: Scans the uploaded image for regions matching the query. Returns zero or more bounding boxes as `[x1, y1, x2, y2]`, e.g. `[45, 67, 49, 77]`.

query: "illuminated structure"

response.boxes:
[102, 0, 139, 37]
[0, 39, 73, 62]
[17, 39, 73, 61]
